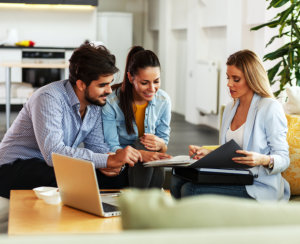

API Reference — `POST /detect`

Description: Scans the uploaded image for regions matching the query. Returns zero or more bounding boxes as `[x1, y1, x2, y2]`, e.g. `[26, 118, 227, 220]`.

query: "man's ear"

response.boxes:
[76, 80, 86, 92]
[127, 72, 133, 84]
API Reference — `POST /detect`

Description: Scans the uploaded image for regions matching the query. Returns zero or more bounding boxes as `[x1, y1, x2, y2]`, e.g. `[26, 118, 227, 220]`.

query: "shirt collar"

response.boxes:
[148, 91, 158, 106]
[65, 80, 80, 108]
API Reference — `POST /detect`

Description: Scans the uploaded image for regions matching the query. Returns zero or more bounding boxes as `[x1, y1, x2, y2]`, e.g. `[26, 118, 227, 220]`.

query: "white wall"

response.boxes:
[98, 0, 145, 46]
[144, 0, 287, 130]
[0, 7, 97, 47]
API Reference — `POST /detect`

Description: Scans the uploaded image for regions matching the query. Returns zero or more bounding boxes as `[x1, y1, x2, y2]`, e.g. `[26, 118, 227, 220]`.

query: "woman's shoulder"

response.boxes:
[155, 89, 171, 102]
[258, 96, 282, 111]
[106, 89, 120, 105]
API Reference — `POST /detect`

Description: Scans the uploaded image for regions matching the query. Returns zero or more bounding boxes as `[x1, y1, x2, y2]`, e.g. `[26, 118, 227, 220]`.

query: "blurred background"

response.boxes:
[0, 0, 286, 153]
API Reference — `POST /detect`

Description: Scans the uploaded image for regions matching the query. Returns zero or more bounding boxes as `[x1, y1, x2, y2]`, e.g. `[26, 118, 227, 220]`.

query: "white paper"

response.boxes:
[143, 155, 197, 167]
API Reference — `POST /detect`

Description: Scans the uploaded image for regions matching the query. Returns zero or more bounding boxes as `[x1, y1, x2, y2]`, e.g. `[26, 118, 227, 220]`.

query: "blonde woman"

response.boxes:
[171, 50, 290, 201]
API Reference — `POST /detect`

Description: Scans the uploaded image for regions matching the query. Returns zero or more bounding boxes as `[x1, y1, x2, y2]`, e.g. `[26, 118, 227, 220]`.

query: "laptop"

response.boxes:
[52, 153, 121, 217]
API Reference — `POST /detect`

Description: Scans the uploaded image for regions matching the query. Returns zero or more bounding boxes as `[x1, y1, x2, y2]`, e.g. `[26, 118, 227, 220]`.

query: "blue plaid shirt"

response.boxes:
[0, 80, 110, 168]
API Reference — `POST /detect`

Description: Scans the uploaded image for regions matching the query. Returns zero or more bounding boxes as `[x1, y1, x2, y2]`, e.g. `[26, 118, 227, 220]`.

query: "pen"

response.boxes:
[190, 152, 197, 159]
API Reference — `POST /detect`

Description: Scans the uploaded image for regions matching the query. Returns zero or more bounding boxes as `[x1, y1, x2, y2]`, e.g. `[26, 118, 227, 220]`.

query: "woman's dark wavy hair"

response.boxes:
[112, 46, 160, 134]
[69, 43, 119, 87]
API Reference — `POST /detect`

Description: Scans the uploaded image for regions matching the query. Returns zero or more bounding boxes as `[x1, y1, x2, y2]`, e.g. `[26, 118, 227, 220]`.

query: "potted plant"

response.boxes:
[250, 0, 300, 97]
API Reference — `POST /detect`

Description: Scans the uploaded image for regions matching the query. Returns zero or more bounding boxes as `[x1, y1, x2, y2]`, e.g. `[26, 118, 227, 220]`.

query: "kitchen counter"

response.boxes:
[0, 45, 75, 50]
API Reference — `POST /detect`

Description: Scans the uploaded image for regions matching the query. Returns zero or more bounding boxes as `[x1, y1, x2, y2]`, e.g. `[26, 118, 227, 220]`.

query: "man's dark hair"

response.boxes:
[69, 43, 119, 86]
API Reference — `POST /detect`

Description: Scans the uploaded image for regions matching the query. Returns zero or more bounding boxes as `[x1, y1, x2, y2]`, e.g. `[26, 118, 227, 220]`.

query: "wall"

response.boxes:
[0, 6, 97, 47]
[98, 0, 145, 46]
[145, 0, 287, 130]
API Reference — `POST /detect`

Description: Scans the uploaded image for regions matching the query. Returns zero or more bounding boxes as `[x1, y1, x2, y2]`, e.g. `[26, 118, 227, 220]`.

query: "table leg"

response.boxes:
[5, 67, 11, 131]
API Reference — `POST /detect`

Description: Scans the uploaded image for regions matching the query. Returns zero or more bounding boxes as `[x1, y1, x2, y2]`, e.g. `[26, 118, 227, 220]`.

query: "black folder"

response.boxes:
[187, 139, 250, 169]
[173, 167, 254, 185]
[173, 140, 254, 185]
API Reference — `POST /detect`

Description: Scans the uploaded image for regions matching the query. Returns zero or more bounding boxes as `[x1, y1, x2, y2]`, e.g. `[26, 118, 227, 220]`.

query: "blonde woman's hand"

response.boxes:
[189, 145, 212, 160]
[232, 150, 271, 167]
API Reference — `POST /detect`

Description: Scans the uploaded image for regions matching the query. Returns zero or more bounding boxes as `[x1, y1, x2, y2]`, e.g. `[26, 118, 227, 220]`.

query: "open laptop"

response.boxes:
[52, 153, 120, 217]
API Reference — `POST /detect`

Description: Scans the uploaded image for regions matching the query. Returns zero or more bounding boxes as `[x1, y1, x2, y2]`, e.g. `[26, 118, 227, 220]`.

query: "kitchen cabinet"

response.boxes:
[0, 47, 73, 105]
[0, 0, 98, 6]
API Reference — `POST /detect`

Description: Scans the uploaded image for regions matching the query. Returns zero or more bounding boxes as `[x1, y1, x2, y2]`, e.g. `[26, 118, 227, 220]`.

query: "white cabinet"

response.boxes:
[0, 49, 22, 83]
[97, 12, 133, 83]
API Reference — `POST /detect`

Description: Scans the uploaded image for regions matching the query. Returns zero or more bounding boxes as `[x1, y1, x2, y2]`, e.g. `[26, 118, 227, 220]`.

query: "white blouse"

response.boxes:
[226, 123, 245, 148]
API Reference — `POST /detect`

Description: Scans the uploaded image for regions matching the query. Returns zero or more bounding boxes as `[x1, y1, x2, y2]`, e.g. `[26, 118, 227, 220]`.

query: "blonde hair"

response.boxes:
[226, 50, 274, 98]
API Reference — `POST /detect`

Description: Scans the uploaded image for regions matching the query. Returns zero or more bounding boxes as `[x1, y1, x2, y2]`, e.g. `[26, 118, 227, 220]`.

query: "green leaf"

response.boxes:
[265, 32, 289, 47]
[263, 47, 289, 61]
[279, 4, 295, 35]
[268, 0, 290, 9]
[250, 20, 280, 31]
[279, 5, 295, 25]
[274, 90, 281, 97]
[267, 61, 282, 81]
[291, 20, 300, 39]
[296, 69, 300, 86]
[288, 47, 294, 69]
[278, 5, 295, 34]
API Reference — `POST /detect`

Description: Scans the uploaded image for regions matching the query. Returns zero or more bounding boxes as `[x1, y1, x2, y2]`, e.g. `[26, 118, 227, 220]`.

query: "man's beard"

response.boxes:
[84, 90, 110, 107]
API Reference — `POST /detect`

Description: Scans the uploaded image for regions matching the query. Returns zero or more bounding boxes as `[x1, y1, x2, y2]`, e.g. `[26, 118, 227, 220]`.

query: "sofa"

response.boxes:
[2, 190, 300, 244]
[1, 226, 300, 244]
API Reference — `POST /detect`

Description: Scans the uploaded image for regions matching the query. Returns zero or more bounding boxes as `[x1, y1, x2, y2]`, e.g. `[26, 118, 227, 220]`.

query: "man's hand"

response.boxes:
[140, 133, 167, 152]
[107, 146, 142, 168]
[140, 150, 171, 162]
[99, 167, 122, 177]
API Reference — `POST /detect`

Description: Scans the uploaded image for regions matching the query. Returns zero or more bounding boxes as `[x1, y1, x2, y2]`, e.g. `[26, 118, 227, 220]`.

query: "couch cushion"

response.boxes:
[0, 197, 9, 233]
[282, 114, 300, 195]
[284, 87, 300, 114]
[118, 189, 300, 230]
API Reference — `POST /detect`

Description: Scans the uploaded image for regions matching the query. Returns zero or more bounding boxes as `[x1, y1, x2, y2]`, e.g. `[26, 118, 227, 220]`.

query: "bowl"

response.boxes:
[33, 186, 58, 199]
[39, 190, 61, 205]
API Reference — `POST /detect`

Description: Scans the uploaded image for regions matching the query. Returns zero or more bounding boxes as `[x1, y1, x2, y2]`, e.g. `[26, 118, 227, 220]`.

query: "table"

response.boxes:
[0, 62, 69, 131]
[8, 190, 122, 235]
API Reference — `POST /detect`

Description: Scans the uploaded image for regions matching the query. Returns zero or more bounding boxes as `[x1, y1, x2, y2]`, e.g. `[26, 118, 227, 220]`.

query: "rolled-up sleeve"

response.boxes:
[155, 97, 172, 145]
[102, 102, 123, 152]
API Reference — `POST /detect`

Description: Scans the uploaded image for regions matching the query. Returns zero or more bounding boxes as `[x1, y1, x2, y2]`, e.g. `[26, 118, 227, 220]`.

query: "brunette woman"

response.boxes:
[102, 46, 171, 188]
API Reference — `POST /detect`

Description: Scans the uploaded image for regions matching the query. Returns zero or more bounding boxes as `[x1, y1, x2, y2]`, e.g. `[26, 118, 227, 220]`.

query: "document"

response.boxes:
[143, 139, 250, 169]
[143, 155, 196, 167]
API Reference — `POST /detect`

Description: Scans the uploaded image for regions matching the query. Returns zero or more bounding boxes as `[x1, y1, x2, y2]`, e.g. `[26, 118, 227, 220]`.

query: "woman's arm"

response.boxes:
[102, 101, 123, 153]
[140, 94, 172, 152]
[232, 100, 289, 173]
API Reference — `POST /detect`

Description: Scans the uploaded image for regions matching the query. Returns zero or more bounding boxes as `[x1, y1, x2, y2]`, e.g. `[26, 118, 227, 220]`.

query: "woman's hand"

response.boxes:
[189, 145, 212, 160]
[140, 150, 171, 162]
[232, 150, 270, 167]
[140, 133, 167, 152]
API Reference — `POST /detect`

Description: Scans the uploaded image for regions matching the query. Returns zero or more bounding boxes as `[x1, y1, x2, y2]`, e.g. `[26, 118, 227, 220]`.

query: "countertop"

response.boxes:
[0, 45, 75, 50]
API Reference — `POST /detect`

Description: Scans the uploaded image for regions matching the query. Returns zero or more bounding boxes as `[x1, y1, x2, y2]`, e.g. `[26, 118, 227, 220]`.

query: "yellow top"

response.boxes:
[133, 102, 148, 137]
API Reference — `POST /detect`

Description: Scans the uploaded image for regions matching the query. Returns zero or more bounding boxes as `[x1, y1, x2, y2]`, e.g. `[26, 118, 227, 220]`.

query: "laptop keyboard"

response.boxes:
[102, 202, 119, 212]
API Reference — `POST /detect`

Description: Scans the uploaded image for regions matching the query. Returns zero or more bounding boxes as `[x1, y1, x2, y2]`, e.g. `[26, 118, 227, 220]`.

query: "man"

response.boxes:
[0, 44, 142, 198]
